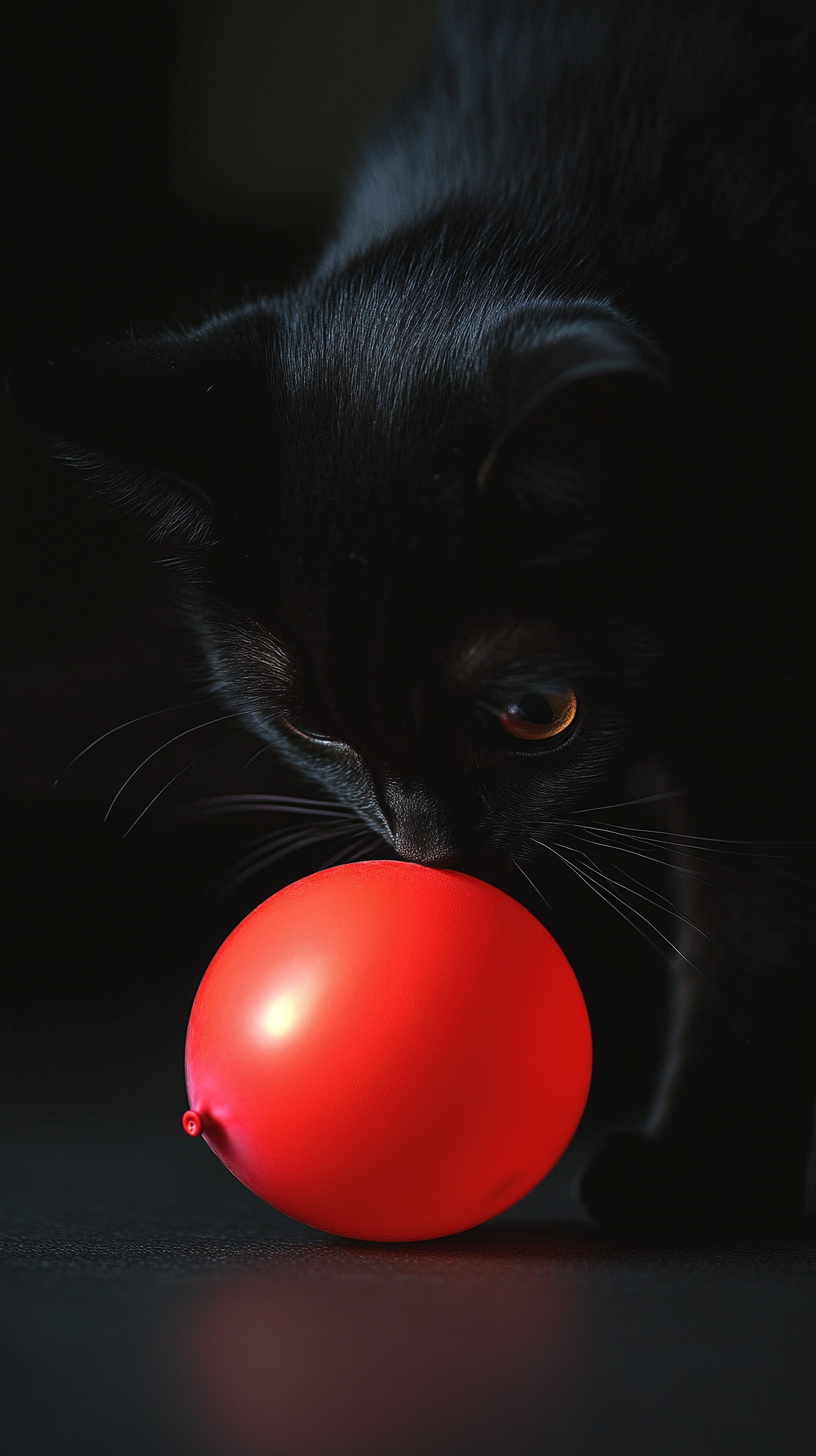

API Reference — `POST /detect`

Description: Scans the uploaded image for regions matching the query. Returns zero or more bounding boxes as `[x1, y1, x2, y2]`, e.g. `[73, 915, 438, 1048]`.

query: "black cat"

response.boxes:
[10, 0, 816, 1232]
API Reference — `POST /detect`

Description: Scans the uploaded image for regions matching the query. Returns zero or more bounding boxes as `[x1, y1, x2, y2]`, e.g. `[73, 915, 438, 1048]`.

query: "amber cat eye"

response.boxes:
[499, 689, 578, 741]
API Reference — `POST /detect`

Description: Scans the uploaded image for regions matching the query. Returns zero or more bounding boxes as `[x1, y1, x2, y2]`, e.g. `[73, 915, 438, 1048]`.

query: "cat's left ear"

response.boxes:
[477, 311, 672, 551]
[7, 317, 269, 549]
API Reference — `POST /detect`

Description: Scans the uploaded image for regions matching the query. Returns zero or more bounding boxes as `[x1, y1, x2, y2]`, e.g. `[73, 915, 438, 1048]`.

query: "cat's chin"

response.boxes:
[580, 1132, 806, 1237]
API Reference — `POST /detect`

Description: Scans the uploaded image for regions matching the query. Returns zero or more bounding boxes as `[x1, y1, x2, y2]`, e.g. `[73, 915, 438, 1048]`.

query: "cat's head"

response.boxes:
[9, 243, 676, 870]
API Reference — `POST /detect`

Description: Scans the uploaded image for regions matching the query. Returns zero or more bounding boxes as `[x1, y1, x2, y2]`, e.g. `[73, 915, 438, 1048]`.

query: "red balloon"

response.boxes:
[184, 861, 592, 1241]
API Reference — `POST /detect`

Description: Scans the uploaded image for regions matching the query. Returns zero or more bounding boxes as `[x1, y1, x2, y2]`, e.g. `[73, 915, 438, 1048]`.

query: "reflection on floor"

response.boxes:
[1, 1012, 814, 1456]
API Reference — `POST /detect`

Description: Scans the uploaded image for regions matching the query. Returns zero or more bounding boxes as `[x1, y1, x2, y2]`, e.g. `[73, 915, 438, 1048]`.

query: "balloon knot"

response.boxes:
[182, 1109, 203, 1137]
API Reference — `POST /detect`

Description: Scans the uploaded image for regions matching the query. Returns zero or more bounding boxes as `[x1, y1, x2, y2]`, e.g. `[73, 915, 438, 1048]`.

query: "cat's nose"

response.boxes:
[380, 778, 461, 868]
[390, 818, 462, 867]
[400, 843, 463, 869]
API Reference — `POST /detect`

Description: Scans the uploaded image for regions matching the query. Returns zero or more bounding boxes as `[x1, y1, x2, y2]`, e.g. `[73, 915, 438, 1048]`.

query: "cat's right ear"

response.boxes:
[6, 317, 269, 551]
[476, 310, 673, 560]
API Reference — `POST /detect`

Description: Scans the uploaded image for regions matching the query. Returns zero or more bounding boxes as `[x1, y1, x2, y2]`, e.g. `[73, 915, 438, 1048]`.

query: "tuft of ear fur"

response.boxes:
[6, 311, 270, 550]
[478, 310, 671, 560]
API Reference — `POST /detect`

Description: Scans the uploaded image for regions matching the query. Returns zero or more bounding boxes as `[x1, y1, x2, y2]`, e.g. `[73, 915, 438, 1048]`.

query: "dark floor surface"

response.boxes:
[2, 1009, 815, 1456]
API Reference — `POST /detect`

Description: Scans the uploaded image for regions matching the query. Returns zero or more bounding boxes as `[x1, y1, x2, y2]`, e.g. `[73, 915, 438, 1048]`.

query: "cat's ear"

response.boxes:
[7, 318, 267, 550]
[477, 312, 671, 556]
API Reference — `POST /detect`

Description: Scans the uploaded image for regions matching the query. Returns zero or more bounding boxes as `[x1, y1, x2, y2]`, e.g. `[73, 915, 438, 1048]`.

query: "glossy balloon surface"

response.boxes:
[185, 861, 592, 1241]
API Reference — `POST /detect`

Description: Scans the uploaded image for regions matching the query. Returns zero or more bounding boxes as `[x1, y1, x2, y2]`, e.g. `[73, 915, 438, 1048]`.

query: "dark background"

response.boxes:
[1, 0, 663, 1122]
[1, 0, 438, 1010]
[2, 6, 815, 1454]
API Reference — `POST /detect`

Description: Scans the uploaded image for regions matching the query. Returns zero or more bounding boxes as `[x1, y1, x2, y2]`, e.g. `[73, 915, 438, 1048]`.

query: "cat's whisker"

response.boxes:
[562, 833, 815, 968]
[511, 856, 562, 925]
[579, 819, 815, 851]
[535, 837, 681, 971]
[210, 823, 372, 905]
[236, 832, 378, 885]
[535, 837, 733, 1019]
[346, 836, 388, 864]
[217, 823, 352, 877]
[237, 741, 275, 778]
[570, 825, 759, 908]
[577, 823, 749, 853]
[316, 830, 385, 871]
[104, 713, 238, 823]
[553, 837, 727, 956]
[54, 700, 215, 787]
[175, 792, 360, 822]
[120, 726, 250, 838]
[572, 789, 701, 816]
[571, 824, 816, 915]
[570, 765, 816, 816]
[563, 836, 679, 914]
[574, 824, 756, 874]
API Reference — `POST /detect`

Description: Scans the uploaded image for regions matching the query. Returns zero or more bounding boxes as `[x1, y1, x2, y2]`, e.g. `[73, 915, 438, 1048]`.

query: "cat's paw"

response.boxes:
[580, 1132, 804, 1235]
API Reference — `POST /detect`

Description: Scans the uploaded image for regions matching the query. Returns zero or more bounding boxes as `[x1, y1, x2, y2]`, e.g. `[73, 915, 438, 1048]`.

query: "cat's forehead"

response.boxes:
[442, 618, 583, 690]
[272, 273, 495, 478]
[266, 594, 576, 706]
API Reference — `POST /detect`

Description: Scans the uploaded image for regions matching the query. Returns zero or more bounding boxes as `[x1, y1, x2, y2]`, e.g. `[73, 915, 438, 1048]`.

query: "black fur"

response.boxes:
[9, 0, 816, 1231]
